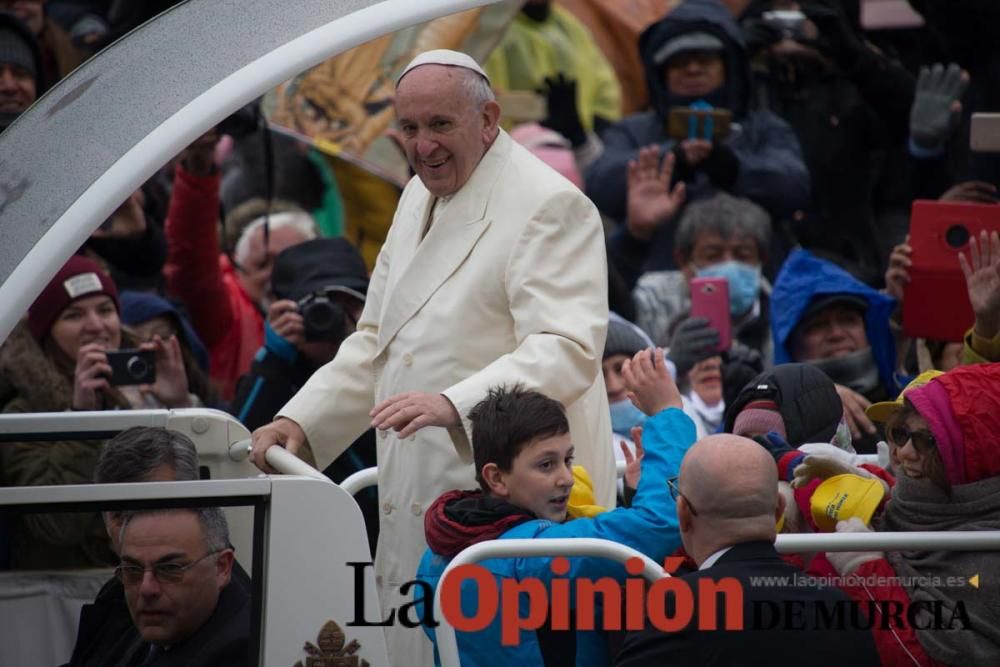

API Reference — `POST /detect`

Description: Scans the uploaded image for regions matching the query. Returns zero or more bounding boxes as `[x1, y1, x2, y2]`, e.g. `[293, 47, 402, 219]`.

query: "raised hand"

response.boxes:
[626, 145, 686, 241]
[884, 236, 911, 303]
[621, 347, 682, 417]
[958, 230, 1000, 339]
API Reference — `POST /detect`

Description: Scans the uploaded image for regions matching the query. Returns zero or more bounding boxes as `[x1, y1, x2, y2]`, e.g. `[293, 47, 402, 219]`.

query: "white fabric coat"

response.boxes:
[279, 129, 614, 665]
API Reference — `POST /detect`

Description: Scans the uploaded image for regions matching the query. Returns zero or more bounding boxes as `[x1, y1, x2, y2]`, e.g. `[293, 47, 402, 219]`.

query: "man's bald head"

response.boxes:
[677, 434, 782, 563]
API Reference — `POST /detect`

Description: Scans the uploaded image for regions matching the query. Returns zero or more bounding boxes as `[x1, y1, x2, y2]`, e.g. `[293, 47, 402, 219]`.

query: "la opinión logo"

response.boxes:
[346, 557, 744, 645]
[345, 560, 973, 646]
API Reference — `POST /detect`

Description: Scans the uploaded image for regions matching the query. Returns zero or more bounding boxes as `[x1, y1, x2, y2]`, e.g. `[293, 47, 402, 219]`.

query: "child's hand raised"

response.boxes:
[621, 347, 683, 417]
[620, 426, 645, 491]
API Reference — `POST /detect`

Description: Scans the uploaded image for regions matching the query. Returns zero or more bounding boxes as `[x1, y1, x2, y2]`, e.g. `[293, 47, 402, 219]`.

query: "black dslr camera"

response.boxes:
[106, 349, 156, 386]
[298, 290, 348, 342]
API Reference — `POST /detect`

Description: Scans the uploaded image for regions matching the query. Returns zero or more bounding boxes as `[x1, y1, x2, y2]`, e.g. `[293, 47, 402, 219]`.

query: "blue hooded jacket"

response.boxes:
[771, 250, 898, 396]
[414, 408, 696, 667]
[119, 291, 210, 372]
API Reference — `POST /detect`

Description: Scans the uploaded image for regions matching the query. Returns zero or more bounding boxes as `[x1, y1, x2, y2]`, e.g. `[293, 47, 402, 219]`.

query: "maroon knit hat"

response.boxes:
[28, 255, 120, 340]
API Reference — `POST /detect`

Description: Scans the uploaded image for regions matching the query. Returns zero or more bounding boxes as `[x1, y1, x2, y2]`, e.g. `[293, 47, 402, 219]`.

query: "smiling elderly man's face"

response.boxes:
[395, 65, 499, 198]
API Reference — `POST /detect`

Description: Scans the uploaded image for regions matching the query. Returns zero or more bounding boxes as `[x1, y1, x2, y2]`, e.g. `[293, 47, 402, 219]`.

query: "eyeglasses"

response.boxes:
[887, 425, 937, 453]
[667, 476, 698, 516]
[115, 550, 223, 585]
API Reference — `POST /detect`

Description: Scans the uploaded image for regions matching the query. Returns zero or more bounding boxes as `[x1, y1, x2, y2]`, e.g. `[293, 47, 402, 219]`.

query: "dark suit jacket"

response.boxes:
[615, 541, 880, 667]
[65, 564, 251, 667]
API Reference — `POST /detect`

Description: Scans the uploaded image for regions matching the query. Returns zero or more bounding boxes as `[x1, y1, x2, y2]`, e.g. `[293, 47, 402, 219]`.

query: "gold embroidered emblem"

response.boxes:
[294, 620, 369, 667]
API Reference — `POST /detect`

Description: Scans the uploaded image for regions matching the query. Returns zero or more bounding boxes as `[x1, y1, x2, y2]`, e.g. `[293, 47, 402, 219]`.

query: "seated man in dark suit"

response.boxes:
[110, 507, 249, 666]
[616, 433, 879, 667]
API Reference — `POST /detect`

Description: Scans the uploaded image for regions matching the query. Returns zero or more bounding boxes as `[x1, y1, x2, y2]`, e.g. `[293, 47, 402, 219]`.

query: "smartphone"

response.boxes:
[667, 107, 733, 142]
[971, 113, 1000, 153]
[105, 349, 156, 386]
[903, 199, 1000, 341]
[690, 277, 732, 352]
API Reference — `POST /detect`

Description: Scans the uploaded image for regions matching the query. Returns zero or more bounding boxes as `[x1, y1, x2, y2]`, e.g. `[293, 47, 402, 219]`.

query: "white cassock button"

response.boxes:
[382, 502, 393, 515]
[402, 353, 413, 366]
[410, 503, 422, 516]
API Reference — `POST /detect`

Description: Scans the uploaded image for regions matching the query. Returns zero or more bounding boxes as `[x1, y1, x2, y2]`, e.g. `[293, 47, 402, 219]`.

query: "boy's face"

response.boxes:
[489, 432, 575, 523]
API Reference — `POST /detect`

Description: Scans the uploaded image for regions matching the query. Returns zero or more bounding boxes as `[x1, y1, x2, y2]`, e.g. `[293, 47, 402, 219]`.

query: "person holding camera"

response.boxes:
[229, 238, 380, 553]
[740, 0, 916, 284]
[0, 255, 195, 569]
[230, 238, 368, 432]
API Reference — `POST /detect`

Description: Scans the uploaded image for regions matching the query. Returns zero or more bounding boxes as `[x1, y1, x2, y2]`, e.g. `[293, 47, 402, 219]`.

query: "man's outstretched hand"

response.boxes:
[370, 392, 461, 440]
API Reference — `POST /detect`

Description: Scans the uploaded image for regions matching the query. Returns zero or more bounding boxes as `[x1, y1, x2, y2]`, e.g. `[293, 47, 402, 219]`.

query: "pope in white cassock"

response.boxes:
[250, 49, 614, 665]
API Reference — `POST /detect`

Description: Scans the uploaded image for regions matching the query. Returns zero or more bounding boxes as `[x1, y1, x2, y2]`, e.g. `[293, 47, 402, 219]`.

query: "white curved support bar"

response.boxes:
[776, 530, 1000, 552]
[340, 466, 378, 496]
[228, 438, 329, 482]
[433, 538, 667, 667]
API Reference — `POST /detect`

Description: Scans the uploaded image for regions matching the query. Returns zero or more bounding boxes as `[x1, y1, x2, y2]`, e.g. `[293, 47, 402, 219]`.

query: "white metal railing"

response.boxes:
[341, 466, 379, 496]
[228, 438, 330, 482]
[433, 538, 667, 667]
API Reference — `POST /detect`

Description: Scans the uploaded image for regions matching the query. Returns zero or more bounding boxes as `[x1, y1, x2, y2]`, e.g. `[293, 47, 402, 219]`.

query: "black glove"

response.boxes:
[702, 142, 740, 191]
[804, 3, 866, 70]
[741, 18, 783, 56]
[668, 317, 720, 378]
[721, 340, 764, 409]
[538, 73, 587, 147]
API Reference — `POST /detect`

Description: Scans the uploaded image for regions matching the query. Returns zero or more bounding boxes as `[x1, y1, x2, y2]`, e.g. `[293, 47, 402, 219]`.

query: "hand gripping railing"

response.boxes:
[432, 531, 1000, 667]
[228, 439, 330, 483]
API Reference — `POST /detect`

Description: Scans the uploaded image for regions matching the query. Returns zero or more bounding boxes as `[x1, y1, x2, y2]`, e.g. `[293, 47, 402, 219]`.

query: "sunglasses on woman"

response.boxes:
[887, 425, 937, 452]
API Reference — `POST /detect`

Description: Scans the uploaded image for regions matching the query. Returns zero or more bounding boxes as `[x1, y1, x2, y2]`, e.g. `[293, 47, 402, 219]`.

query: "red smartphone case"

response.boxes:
[690, 277, 732, 352]
[903, 200, 1000, 341]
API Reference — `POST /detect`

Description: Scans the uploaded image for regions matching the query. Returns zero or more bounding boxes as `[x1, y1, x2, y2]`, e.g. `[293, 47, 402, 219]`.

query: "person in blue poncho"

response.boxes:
[770, 249, 901, 452]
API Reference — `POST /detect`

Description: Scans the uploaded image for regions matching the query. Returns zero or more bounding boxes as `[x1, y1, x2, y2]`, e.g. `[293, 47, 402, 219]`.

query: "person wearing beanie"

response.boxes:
[0, 12, 42, 133]
[0, 255, 195, 569]
[4, 0, 86, 87]
[119, 290, 220, 408]
[603, 314, 653, 439]
[819, 364, 1000, 667]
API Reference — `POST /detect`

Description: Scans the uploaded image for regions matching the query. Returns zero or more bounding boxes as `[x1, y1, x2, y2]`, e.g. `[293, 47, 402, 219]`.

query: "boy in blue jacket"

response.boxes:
[415, 348, 696, 666]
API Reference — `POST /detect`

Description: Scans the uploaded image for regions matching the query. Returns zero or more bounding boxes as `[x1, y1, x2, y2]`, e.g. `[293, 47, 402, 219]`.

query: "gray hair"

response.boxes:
[95, 427, 198, 484]
[674, 191, 771, 262]
[119, 507, 231, 553]
[458, 69, 495, 111]
[233, 211, 317, 266]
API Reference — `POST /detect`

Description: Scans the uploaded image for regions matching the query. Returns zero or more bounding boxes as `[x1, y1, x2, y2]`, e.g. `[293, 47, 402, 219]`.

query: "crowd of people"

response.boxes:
[2, 0, 1000, 666]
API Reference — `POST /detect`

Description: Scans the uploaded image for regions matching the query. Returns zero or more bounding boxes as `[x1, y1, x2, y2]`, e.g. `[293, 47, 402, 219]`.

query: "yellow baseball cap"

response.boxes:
[810, 473, 885, 532]
[865, 370, 944, 423]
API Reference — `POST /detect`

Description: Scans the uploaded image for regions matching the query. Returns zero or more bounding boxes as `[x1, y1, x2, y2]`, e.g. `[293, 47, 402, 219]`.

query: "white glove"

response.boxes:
[826, 517, 884, 575]
[792, 446, 890, 497]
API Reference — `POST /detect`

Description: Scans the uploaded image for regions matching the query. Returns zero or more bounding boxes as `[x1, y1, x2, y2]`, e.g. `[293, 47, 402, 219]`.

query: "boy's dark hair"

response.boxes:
[469, 384, 569, 491]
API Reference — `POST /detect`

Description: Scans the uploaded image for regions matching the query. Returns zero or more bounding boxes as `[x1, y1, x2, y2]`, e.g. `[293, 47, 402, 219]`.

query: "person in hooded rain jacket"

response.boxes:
[588, 0, 810, 276]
